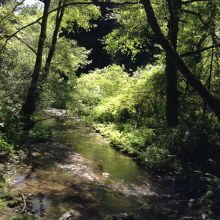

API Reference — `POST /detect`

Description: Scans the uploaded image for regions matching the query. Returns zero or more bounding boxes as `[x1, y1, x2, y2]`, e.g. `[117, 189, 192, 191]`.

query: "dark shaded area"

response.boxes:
[62, 1, 158, 75]
[62, 3, 115, 74]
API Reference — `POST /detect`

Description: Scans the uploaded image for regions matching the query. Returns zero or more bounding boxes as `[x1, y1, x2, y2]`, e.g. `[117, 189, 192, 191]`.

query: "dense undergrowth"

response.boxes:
[0, 123, 52, 216]
[68, 64, 220, 173]
[0, 133, 14, 214]
[68, 64, 220, 214]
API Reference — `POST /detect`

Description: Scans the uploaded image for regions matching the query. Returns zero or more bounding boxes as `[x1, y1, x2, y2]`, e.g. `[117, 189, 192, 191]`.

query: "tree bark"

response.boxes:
[165, 0, 181, 127]
[141, 0, 220, 119]
[20, 0, 51, 128]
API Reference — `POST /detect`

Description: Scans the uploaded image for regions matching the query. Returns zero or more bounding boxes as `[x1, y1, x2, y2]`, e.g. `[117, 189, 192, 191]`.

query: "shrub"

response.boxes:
[29, 126, 52, 140]
[0, 134, 14, 155]
[200, 174, 220, 215]
[140, 145, 172, 172]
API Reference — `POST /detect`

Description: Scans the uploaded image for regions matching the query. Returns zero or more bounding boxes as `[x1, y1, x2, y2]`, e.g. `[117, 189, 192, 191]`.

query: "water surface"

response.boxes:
[4, 117, 189, 219]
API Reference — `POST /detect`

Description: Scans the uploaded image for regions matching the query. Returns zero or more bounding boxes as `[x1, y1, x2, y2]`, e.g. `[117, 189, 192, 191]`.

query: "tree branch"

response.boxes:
[0, 0, 25, 24]
[14, 35, 37, 55]
[182, 9, 204, 23]
[181, 0, 209, 5]
[181, 43, 220, 57]
[0, 1, 139, 52]
[141, 0, 220, 119]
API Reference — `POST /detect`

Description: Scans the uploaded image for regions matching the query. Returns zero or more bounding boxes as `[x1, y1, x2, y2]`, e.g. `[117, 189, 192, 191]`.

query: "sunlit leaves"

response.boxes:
[104, 5, 149, 60]
[62, 0, 101, 31]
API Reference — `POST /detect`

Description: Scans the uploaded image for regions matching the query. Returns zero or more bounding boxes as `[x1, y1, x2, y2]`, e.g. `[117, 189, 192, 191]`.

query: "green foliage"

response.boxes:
[0, 175, 13, 211]
[95, 123, 155, 155]
[62, 0, 101, 31]
[103, 5, 156, 62]
[0, 2, 94, 134]
[68, 65, 130, 115]
[0, 1, 17, 42]
[200, 174, 220, 214]
[0, 133, 14, 155]
[69, 64, 172, 170]
[42, 37, 90, 109]
[140, 146, 171, 171]
[70, 64, 165, 118]
[29, 126, 52, 141]
[0, 199, 5, 209]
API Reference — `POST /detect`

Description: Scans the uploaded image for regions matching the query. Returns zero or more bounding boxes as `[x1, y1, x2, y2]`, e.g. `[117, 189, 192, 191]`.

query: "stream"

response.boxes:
[3, 114, 195, 219]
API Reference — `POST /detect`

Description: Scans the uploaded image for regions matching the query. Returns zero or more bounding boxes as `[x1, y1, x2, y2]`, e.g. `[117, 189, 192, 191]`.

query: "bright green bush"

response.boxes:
[94, 123, 155, 155]
[68, 63, 219, 173]
[68, 64, 169, 169]
[68, 65, 130, 116]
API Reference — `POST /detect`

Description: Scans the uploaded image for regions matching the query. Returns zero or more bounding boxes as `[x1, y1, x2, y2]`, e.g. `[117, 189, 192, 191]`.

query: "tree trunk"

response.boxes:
[41, 0, 66, 84]
[20, 0, 51, 128]
[20, 0, 65, 129]
[141, 0, 220, 119]
[165, 0, 181, 127]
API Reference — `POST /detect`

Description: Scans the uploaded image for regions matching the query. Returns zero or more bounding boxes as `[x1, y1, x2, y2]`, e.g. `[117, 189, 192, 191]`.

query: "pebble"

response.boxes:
[102, 172, 110, 178]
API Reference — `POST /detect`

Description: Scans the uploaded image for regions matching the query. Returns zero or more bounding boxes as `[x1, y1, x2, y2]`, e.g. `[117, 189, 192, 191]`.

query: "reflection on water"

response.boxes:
[44, 118, 149, 185]
[31, 194, 49, 218]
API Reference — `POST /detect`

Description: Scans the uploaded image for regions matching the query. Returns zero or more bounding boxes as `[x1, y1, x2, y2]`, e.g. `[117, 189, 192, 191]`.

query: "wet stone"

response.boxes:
[112, 213, 134, 220]
[59, 209, 81, 220]
[180, 216, 194, 220]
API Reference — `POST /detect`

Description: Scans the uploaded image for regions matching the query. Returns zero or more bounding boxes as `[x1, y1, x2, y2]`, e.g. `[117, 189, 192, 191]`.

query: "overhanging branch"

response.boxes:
[181, 0, 209, 4]
[14, 35, 37, 55]
[181, 43, 220, 57]
[0, 1, 140, 52]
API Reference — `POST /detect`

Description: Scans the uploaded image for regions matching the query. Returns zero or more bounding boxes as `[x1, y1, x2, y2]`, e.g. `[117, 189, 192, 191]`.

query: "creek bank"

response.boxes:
[46, 109, 219, 219]
[0, 148, 29, 218]
[1, 116, 157, 219]
[68, 114, 219, 220]
[78, 119, 175, 174]
[1, 109, 216, 219]
[3, 143, 154, 219]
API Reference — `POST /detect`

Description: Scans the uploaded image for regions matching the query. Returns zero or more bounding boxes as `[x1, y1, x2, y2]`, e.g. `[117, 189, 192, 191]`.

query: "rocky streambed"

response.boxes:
[1, 112, 205, 219]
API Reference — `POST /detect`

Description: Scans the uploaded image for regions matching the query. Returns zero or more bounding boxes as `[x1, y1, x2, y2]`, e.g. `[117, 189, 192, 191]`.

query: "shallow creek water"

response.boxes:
[4, 117, 191, 219]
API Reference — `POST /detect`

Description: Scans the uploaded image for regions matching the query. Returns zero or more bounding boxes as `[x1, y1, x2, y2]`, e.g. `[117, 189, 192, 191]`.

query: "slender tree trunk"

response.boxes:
[141, 0, 220, 119]
[20, 0, 51, 128]
[165, 0, 181, 127]
[20, 0, 66, 129]
[41, 0, 66, 83]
